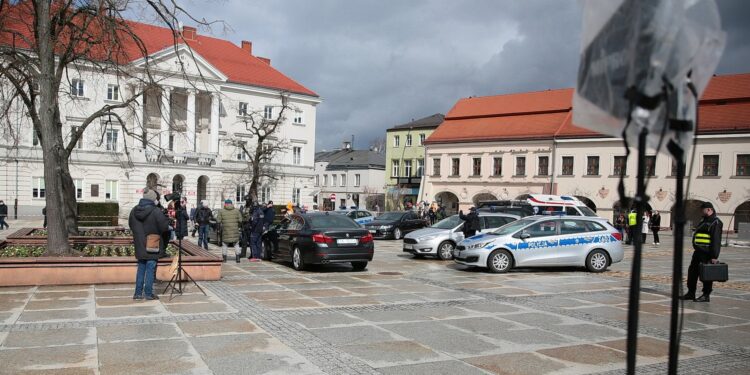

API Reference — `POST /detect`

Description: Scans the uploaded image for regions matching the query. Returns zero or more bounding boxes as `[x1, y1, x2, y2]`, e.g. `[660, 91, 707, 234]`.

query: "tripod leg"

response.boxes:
[180, 269, 207, 296]
[162, 273, 178, 295]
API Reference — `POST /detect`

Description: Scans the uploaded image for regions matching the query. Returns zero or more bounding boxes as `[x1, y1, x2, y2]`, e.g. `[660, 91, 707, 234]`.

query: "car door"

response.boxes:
[554, 219, 592, 265]
[277, 215, 301, 259]
[404, 212, 421, 233]
[512, 219, 559, 266]
[357, 211, 374, 225]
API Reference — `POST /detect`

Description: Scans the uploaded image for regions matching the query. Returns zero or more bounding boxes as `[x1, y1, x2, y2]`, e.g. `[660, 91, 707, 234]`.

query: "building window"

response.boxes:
[562, 156, 574, 176]
[416, 159, 424, 177]
[293, 147, 302, 165]
[354, 174, 361, 187]
[323, 175, 328, 187]
[646, 156, 656, 177]
[239, 102, 248, 116]
[587, 156, 600, 176]
[71, 79, 84, 97]
[406, 134, 412, 147]
[538, 156, 549, 176]
[105, 129, 119, 151]
[614, 156, 627, 176]
[451, 158, 460, 176]
[392, 160, 400, 178]
[235, 185, 246, 203]
[74, 179, 83, 199]
[419, 134, 426, 145]
[264, 106, 273, 119]
[393, 135, 400, 147]
[433, 158, 441, 176]
[472, 157, 482, 176]
[260, 186, 271, 203]
[403, 160, 412, 177]
[32, 177, 45, 198]
[107, 84, 119, 101]
[32, 129, 39, 146]
[515, 156, 526, 176]
[293, 110, 303, 124]
[737, 154, 750, 176]
[340, 174, 346, 187]
[702, 155, 719, 176]
[315, 175, 319, 187]
[493, 157, 502, 176]
[332, 174, 338, 187]
[292, 188, 301, 205]
[236, 148, 247, 161]
[105, 180, 118, 201]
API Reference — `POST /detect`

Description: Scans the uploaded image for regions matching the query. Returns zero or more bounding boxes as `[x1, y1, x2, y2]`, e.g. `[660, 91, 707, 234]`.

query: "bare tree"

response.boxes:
[229, 93, 292, 204]
[369, 136, 386, 154]
[0, 0, 217, 254]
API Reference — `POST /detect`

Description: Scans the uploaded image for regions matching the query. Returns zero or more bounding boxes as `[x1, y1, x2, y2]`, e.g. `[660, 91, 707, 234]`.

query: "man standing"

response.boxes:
[195, 200, 213, 250]
[263, 201, 275, 231]
[459, 207, 481, 239]
[0, 200, 9, 230]
[650, 210, 662, 245]
[216, 199, 242, 263]
[682, 202, 723, 303]
[129, 189, 170, 300]
[626, 209, 637, 245]
[248, 202, 266, 262]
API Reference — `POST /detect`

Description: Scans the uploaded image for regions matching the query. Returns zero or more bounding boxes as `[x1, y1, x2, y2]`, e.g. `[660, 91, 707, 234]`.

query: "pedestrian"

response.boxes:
[216, 199, 242, 263]
[437, 205, 446, 220]
[42, 206, 47, 228]
[459, 206, 480, 239]
[189, 201, 198, 237]
[0, 200, 9, 230]
[682, 202, 723, 303]
[614, 213, 625, 240]
[248, 202, 265, 262]
[174, 197, 190, 240]
[650, 210, 661, 245]
[263, 201, 275, 231]
[129, 188, 170, 300]
[626, 209, 637, 244]
[428, 207, 436, 225]
[641, 211, 650, 244]
[195, 200, 213, 250]
[374, 203, 380, 213]
[167, 201, 176, 240]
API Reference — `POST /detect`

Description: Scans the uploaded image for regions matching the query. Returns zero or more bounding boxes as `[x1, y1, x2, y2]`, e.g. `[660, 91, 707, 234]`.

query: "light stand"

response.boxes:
[163, 204, 206, 300]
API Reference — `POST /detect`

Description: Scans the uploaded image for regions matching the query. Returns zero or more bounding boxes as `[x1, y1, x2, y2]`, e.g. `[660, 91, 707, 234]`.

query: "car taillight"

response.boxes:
[612, 232, 622, 241]
[360, 233, 373, 244]
[312, 233, 334, 244]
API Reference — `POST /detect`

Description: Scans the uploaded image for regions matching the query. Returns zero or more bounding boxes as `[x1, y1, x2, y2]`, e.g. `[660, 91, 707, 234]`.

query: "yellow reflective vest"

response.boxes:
[628, 212, 637, 226]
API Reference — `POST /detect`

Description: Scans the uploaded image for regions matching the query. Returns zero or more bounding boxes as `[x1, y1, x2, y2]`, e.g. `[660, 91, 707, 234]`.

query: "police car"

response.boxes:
[332, 210, 375, 226]
[453, 215, 624, 273]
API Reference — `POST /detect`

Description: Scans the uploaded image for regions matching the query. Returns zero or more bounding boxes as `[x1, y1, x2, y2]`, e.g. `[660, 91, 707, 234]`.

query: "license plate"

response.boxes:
[337, 239, 358, 245]
[368, 229, 376, 234]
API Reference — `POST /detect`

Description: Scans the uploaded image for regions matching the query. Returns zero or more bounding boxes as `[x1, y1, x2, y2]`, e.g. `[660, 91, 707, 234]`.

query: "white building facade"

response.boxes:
[0, 25, 320, 218]
[314, 146, 386, 211]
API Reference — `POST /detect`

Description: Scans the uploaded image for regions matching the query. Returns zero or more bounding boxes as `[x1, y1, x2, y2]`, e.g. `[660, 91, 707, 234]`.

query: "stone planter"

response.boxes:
[0, 228, 222, 286]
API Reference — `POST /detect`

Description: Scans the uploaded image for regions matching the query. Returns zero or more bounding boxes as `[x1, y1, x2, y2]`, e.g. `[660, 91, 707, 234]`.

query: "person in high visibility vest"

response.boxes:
[626, 210, 637, 244]
[682, 201, 723, 303]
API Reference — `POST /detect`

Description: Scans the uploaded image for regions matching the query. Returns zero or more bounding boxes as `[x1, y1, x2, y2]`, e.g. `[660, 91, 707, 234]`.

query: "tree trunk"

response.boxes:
[60, 159, 80, 236]
[36, 1, 71, 255]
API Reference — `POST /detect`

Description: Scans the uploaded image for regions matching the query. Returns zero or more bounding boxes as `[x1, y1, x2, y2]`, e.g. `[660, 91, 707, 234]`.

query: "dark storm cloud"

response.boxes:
[183, 0, 750, 151]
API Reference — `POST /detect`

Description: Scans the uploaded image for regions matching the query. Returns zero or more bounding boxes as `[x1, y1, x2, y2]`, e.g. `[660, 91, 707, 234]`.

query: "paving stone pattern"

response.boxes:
[0, 233, 748, 374]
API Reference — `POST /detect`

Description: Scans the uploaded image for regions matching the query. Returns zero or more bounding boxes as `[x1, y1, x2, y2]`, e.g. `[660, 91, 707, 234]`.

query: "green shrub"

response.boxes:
[77, 202, 119, 227]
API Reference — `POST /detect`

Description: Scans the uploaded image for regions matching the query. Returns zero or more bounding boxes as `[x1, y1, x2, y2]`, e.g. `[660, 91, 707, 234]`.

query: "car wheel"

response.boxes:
[437, 241, 455, 260]
[351, 261, 368, 271]
[393, 228, 402, 240]
[487, 249, 512, 273]
[586, 249, 609, 273]
[292, 247, 305, 271]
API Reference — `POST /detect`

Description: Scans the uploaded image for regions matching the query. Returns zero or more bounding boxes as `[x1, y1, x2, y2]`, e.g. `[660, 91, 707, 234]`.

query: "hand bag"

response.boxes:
[699, 262, 729, 282]
[145, 234, 161, 254]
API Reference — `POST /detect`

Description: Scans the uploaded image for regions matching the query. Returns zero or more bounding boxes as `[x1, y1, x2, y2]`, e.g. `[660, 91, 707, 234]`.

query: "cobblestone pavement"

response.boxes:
[1, 230, 749, 374]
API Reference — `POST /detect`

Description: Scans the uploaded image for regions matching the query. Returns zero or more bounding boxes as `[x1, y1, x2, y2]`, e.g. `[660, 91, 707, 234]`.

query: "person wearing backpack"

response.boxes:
[129, 189, 170, 300]
[195, 200, 213, 250]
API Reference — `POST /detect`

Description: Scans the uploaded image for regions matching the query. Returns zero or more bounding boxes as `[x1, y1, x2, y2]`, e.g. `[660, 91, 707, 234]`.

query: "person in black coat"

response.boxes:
[650, 210, 662, 245]
[459, 207, 481, 238]
[263, 201, 275, 231]
[174, 197, 190, 240]
[0, 200, 9, 230]
[129, 189, 170, 300]
[682, 202, 723, 303]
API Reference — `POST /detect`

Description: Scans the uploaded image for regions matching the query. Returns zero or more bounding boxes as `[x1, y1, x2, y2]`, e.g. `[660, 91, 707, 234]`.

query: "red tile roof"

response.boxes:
[0, 3, 317, 97]
[427, 73, 750, 144]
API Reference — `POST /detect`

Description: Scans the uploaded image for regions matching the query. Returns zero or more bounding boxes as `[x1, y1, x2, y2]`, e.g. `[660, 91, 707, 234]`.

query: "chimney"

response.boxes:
[342, 141, 352, 150]
[241, 40, 253, 54]
[258, 56, 271, 65]
[182, 25, 197, 41]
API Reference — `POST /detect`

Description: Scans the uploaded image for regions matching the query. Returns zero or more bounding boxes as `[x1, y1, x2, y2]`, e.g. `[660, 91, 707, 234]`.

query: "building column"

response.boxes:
[160, 86, 172, 150]
[209, 92, 220, 153]
[186, 89, 196, 152]
[129, 84, 145, 149]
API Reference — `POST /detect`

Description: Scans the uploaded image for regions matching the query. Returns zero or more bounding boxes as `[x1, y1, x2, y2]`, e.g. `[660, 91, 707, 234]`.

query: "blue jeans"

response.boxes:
[134, 259, 157, 297]
[250, 233, 262, 259]
[198, 225, 209, 249]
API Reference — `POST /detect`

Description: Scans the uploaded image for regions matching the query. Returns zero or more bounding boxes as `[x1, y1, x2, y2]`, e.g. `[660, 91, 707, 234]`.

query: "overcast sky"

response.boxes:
[180, 0, 750, 151]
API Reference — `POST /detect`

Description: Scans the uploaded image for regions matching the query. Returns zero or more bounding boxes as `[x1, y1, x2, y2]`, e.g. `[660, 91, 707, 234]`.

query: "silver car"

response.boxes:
[403, 213, 519, 260]
[453, 215, 624, 273]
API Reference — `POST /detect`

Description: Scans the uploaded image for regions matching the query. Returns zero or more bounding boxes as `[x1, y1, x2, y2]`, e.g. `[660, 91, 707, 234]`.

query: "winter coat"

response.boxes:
[459, 210, 481, 232]
[264, 206, 276, 226]
[249, 206, 265, 234]
[0, 203, 7, 218]
[650, 214, 661, 231]
[216, 204, 242, 243]
[195, 206, 213, 225]
[129, 199, 170, 261]
[175, 208, 190, 238]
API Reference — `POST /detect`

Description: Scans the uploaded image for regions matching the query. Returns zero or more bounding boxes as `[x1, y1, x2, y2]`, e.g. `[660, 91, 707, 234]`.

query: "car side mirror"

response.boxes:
[519, 231, 531, 240]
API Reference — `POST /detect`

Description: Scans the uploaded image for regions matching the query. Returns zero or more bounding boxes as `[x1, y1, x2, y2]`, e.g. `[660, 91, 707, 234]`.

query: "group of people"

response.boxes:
[614, 209, 662, 245]
[212, 199, 275, 263]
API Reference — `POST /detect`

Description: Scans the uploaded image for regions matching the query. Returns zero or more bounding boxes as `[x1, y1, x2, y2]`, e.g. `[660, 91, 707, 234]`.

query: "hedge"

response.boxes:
[77, 202, 119, 227]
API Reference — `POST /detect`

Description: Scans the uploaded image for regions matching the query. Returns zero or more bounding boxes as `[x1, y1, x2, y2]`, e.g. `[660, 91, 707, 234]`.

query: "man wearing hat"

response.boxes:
[216, 199, 243, 263]
[459, 206, 481, 239]
[129, 188, 170, 300]
[682, 201, 723, 302]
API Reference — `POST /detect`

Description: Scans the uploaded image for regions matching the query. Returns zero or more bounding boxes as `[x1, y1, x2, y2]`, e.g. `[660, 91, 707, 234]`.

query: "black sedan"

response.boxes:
[363, 211, 427, 240]
[263, 212, 374, 271]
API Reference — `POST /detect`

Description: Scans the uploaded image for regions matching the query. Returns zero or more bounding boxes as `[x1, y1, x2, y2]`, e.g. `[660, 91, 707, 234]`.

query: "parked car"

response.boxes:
[364, 211, 427, 239]
[262, 212, 374, 271]
[478, 194, 599, 217]
[403, 213, 519, 260]
[453, 215, 624, 273]
[332, 209, 375, 226]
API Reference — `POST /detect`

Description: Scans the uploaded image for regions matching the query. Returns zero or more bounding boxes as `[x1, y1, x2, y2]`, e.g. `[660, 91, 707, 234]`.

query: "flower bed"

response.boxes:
[0, 244, 179, 258]
[27, 228, 133, 238]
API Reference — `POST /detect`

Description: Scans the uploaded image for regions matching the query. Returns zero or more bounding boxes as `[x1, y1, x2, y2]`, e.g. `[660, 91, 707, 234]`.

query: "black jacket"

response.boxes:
[650, 214, 661, 230]
[0, 203, 7, 217]
[129, 199, 170, 261]
[174, 208, 190, 239]
[459, 210, 481, 232]
[692, 213, 723, 259]
[195, 206, 213, 225]
[264, 206, 275, 226]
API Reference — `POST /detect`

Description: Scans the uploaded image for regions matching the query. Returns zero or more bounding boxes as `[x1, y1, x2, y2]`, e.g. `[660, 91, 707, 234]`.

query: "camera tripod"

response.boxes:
[163, 205, 206, 301]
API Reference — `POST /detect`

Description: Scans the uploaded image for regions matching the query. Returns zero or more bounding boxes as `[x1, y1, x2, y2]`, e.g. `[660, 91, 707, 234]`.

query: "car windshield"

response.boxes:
[579, 206, 598, 217]
[491, 217, 537, 236]
[308, 215, 360, 229]
[377, 212, 404, 221]
[432, 215, 462, 229]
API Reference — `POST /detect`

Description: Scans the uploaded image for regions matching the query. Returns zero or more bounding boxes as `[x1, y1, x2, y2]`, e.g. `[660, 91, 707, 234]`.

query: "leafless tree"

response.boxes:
[0, 0, 218, 254]
[369, 136, 386, 154]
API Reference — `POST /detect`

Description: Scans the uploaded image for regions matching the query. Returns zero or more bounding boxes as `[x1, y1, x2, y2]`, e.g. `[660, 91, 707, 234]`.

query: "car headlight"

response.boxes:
[418, 235, 439, 241]
[466, 241, 492, 250]
[380, 225, 393, 230]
